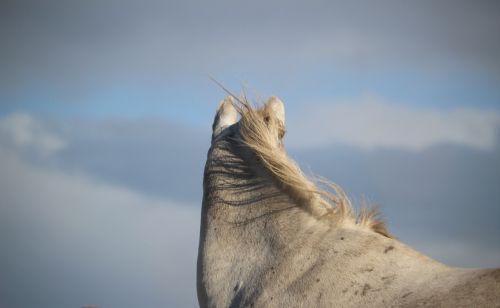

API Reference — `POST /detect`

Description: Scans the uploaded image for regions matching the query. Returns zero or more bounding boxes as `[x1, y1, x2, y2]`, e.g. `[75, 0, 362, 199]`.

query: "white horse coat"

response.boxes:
[197, 96, 500, 307]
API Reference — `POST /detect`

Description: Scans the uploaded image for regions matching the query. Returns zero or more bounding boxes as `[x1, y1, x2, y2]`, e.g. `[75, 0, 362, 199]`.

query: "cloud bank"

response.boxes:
[0, 113, 66, 156]
[1, 109, 499, 308]
[0, 148, 200, 308]
[287, 96, 500, 150]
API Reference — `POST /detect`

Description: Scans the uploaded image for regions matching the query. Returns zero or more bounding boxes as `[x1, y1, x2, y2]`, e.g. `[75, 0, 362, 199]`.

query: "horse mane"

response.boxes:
[235, 98, 391, 238]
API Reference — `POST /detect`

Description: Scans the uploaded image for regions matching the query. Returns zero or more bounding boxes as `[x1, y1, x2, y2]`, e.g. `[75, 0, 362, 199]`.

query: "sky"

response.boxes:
[1, 1, 500, 307]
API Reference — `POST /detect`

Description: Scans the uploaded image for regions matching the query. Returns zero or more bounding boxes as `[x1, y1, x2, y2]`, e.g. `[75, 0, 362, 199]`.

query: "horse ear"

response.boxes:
[264, 96, 286, 140]
[212, 96, 238, 138]
[265, 96, 285, 126]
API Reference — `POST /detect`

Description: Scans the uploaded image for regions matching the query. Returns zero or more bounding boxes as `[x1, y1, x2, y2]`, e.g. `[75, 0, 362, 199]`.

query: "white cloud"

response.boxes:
[0, 113, 66, 156]
[287, 96, 500, 151]
[0, 149, 200, 308]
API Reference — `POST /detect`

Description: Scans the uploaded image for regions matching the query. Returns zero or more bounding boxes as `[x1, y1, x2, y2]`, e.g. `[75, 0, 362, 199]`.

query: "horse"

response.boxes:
[197, 96, 500, 307]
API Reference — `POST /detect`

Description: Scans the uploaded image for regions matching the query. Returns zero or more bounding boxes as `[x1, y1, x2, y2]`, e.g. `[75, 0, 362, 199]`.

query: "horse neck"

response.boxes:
[198, 141, 317, 304]
[201, 140, 311, 244]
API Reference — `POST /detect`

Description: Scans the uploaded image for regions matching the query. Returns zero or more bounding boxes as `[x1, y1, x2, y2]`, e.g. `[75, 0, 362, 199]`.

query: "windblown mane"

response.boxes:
[235, 98, 390, 237]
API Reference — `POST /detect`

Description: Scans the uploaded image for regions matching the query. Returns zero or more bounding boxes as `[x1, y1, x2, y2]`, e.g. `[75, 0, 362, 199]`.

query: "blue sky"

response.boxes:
[1, 1, 500, 307]
[2, 0, 500, 120]
[3, 66, 499, 130]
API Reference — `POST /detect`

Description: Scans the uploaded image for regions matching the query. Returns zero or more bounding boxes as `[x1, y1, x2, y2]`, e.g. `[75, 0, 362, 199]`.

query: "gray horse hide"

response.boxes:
[197, 97, 500, 308]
